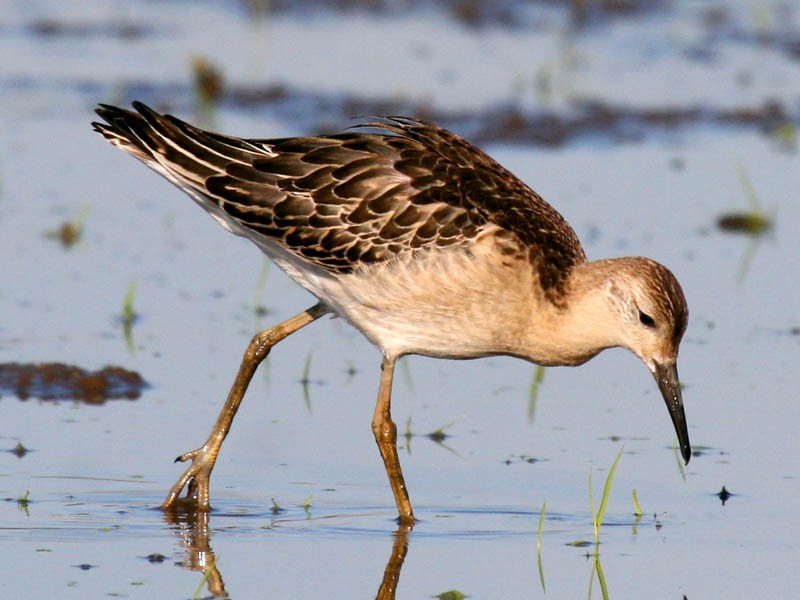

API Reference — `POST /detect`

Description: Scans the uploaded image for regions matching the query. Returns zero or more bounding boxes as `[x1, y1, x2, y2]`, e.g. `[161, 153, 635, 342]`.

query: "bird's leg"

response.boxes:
[372, 355, 415, 525]
[161, 302, 329, 512]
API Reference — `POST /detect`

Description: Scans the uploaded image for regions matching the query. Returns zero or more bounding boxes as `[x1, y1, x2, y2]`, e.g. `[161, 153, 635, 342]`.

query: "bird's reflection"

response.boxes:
[163, 509, 227, 598]
[163, 508, 412, 600]
[376, 523, 411, 600]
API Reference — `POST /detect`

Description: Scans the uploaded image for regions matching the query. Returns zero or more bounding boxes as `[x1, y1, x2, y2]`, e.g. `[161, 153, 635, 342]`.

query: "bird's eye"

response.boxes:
[638, 311, 656, 328]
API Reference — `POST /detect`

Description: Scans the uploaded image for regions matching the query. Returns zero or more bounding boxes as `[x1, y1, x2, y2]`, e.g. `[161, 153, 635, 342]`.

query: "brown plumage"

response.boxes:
[92, 103, 690, 523]
[94, 103, 585, 299]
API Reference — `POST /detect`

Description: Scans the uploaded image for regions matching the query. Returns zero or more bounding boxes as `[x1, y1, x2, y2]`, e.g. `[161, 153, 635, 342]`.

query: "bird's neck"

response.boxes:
[517, 259, 625, 366]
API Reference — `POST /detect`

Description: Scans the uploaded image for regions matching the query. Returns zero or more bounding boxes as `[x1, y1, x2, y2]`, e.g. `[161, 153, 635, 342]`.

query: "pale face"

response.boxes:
[611, 265, 690, 463]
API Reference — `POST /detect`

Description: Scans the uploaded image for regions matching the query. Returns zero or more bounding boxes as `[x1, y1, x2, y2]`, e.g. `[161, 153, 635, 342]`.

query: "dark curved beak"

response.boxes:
[653, 361, 691, 464]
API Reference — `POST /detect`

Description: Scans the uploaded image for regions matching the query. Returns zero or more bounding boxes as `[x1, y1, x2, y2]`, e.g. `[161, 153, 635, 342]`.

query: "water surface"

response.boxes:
[1, 1, 798, 598]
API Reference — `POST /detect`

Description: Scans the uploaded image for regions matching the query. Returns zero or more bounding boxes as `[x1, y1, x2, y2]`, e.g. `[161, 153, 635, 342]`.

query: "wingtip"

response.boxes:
[93, 101, 160, 123]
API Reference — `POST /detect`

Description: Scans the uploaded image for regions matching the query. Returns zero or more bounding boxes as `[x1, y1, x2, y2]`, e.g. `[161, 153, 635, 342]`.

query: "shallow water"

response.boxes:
[1, 1, 799, 598]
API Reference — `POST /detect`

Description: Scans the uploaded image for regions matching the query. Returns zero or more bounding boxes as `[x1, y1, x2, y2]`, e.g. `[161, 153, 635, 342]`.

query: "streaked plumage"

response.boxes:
[93, 102, 690, 523]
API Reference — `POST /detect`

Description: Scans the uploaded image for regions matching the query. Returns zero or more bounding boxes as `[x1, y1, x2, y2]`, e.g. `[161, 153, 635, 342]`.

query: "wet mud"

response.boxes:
[0, 362, 147, 403]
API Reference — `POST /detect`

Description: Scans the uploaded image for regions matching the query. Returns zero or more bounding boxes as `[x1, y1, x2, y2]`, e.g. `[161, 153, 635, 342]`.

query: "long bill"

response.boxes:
[653, 361, 691, 464]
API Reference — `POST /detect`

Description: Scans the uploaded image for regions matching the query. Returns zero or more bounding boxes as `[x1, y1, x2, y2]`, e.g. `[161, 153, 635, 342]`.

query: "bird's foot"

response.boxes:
[160, 445, 217, 512]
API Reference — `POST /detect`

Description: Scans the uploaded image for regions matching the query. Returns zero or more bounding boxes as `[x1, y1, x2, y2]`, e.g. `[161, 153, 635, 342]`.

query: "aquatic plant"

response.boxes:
[632, 489, 643, 517]
[122, 283, 137, 352]
[536, 500, 547, 592]
[190, 556, 217, 600]
[528, 364, 546, 423]
[590, 447, 623, 547]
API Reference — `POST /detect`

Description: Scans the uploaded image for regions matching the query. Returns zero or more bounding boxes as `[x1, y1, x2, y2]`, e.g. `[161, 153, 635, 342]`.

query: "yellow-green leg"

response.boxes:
[161, 302, 329, 511]
[372, 355, 415, 524]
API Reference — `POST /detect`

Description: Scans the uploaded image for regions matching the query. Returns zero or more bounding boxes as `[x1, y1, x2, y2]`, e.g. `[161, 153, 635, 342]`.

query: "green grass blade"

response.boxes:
[191, 556, 216, 600]
[528, 365, 546, 423]
[253, 258, 270, 319]
[122, 283, 137, 353]
[427, 414, 466, 443]
[736, 164, 762, 213]
[595, 556, 610, 600]
[673, 438, 687, 481]
[589, 468, 597, 543]
[537, 500, 547, 593]
[595, 447, 623, 534]
[300, 352, 313, 411]
[400, 356, 415, 393]
[632, 489, 643, 517]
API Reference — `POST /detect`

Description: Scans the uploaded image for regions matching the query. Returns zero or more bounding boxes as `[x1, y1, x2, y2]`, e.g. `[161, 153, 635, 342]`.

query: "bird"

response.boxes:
[92, 102, 690, 524]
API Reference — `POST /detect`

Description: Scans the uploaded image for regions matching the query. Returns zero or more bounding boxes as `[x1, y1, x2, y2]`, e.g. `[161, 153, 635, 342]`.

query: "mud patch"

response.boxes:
[202, 87, 800, 147]
[0, 362, 147, 404]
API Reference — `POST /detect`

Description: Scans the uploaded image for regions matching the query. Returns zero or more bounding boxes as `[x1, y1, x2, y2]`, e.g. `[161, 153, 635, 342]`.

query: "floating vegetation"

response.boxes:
[44, 205, 89, 249]
[402, 415, 465, 457]
[0, 362, 147, 403]
[270, 498, 284, 515]
[302, 495, 313, 518]
[426, 414, 466, 446]
[503, 454, 541, 465]
[716, 210, 772, 234]
[716, 166, 773, 236]
[434, 591, 469, 600]
[17, 489, 31, 510]
[145, 553, 166, 564]
[10, 442, 29, 458]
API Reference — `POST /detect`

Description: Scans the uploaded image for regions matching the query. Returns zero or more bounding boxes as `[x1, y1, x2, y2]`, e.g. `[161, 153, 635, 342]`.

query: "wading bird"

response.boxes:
[93, 103, 690, 524]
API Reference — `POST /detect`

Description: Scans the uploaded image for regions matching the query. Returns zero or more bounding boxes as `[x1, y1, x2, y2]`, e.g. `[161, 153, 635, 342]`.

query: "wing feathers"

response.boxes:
[94, 104, 586, 288]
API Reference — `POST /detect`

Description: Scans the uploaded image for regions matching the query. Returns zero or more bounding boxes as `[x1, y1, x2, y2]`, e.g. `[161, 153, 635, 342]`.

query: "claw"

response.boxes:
[174, 449, 197, 464]
[161, 446, 215, 512]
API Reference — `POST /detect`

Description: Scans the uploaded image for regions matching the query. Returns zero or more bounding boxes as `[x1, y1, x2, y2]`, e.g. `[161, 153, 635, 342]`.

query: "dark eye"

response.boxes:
[638, 311, 656, 328]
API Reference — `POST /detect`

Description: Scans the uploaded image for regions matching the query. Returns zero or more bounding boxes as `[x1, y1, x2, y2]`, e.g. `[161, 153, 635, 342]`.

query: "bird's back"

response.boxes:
[93, 104, 587, 302]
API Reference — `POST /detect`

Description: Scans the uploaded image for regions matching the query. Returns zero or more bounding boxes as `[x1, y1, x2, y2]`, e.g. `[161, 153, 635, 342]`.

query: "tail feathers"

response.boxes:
[92, 101, 271, 194]
[92, 104, 157, 164]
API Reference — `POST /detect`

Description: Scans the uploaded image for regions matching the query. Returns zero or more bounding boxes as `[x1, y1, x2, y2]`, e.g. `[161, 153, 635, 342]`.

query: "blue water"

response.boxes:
[1, 1, 798, 598]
